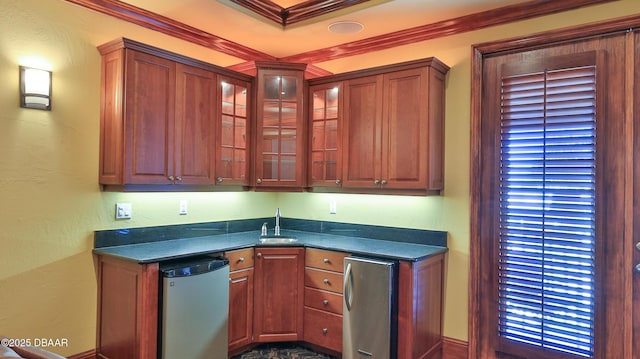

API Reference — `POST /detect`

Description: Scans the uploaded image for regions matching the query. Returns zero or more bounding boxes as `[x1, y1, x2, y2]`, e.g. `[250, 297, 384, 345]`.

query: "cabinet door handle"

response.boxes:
[175, 176, 182, 182]
[238, 257, 245, 262]
[635, 263, 640, 273]
[335, 179, 341, 185]
[257, 253, 262, 258]
[217, 177, 223, 184]
[381, 179, 387, 185]
[323, 299, 329, 305]
[323, 258, 330, 264]
[322, 328, 328, 335]
[257, 178, 262, 184]
[323, 278, 329, 284]
[168, 175, 175, 182]
[636, 242, 640, 251]
[374, 179, 380, 185]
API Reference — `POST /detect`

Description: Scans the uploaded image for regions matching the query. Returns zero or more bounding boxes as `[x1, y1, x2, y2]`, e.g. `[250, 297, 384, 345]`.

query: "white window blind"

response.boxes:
[498, 65, 596, 358]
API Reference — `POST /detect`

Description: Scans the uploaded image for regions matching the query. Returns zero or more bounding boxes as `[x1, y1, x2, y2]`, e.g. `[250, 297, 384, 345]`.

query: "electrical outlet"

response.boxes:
[115, 203, 132, 219]
[179, 200, 188, 215]
[329, 199, 337, 214]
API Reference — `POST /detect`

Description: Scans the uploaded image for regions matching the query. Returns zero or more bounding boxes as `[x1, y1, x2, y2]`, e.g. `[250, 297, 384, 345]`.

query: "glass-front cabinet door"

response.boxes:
[255, 62, 306, 188]
[309, 82, 342, 187]
[216, 75, 251, 187]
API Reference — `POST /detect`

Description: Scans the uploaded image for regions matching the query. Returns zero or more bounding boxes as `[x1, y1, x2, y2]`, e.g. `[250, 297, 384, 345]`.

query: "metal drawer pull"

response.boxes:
[238, 257, 245, 262]
[323, 299, 329, 305]
[323, 278, 329, 284]
[323, 258, 330, 264]
[636, 242, 640, 251]
[322, 328, 328, 335]
[357, 349, 373, 357]
[257, 253, 262, 258]
[636, 263, 640, 273]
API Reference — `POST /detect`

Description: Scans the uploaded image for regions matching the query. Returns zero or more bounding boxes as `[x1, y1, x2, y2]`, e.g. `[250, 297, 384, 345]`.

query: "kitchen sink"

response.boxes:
[258, 236, 298, 244]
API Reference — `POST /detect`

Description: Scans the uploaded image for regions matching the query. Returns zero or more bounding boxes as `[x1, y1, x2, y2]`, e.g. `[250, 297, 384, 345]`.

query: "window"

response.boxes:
[498, 66, 596, 357]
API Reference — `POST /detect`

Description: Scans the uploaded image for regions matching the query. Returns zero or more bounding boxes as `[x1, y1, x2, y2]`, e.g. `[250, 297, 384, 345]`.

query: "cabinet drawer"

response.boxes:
[304, 287, 342, 315]
[305, 248, 349, 273]
[226, 248, 254, 271]
[303, 307, 342, 353]
[305, 267, 343, 294]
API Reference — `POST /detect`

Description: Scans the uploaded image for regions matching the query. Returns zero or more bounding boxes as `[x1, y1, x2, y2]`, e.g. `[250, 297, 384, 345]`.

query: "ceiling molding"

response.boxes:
[228, 0, 370, 27]
[65, 0, 617, 68]
[279, 0, 618, 63]
[64, 0, 276, 61]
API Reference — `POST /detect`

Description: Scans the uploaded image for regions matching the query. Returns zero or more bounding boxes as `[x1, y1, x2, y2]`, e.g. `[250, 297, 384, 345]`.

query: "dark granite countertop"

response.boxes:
[93, 218, 448, 263]
[93, 230, 447, 263]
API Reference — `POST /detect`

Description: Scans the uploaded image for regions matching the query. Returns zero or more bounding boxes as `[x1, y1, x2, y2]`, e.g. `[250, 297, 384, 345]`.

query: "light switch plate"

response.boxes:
[115, 203, 132, 219]
[179, 200, 188, 215]
[329, 199, 337, 214]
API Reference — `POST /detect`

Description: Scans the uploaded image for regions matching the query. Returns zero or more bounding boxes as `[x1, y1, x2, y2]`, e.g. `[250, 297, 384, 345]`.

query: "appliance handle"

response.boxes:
[344, 262, 353, 311]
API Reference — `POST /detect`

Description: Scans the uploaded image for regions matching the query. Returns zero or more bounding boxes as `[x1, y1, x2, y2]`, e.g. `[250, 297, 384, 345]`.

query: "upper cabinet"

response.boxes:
[98, 39, 448, 195]
[254, 62, 307, 189]
[308, 82, 342, 188]
[308, 58, 449, 195]
[217, 76, 251, 187]
[98, 38, 253, 191]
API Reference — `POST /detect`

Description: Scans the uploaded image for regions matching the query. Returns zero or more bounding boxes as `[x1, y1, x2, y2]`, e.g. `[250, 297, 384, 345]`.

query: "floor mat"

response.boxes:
[231, 343, 336, 359]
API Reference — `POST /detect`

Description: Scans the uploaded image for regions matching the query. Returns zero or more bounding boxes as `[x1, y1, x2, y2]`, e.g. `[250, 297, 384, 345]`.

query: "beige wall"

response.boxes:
[0, 0, 637, 355]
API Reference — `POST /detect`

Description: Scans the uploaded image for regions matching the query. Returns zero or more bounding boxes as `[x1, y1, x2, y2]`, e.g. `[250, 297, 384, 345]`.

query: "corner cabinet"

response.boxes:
[253, 246, 305, 342]
[98, 38, 253, 191]
[254, 62, 307, 189]
[308, 58, 449, 195]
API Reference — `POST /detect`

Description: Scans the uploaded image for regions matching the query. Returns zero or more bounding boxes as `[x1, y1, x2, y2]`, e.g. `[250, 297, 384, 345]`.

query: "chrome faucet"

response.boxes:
[274, 208, 281, 236]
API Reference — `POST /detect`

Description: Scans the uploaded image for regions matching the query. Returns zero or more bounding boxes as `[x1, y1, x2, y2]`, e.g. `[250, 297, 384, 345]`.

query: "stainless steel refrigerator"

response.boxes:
[343, 256, 397, 359]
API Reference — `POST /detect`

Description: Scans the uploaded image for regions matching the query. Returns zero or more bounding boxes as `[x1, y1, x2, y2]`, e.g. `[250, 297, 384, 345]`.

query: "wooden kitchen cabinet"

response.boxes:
[226, 248, 255, 354]
[343, 60, 448, 194]
[253, 246, 305, 342]
[254, 62, 307, 189]
[309, 58, 449, 195]
[303, 248, 349, 354]
[308, 82, 342, 187]
[95, 255, 159, 359]
[397, 252, 446, 359]
[217, 76, 251, 187]
[98, 38, 253, 190]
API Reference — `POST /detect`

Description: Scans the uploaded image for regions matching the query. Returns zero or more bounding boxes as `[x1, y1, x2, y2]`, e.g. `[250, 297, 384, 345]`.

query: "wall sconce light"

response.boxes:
[20, 66, 52, 110]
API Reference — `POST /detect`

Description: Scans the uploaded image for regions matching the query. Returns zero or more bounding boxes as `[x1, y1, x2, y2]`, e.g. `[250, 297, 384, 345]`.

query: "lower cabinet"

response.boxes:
[253, 247, 305, 342]
[225, 248, 255, 355]
[95, 255, 159, 359]
[303, 248, 349, 354]
[397, 253, 446, 359]
[94, 245, 445, 359]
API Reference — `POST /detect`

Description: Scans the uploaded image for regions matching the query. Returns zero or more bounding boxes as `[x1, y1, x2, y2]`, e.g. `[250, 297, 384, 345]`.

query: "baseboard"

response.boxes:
[70, 340, 467, 359]
[443, 337, 468, 359]
[68, 349, 96, 359]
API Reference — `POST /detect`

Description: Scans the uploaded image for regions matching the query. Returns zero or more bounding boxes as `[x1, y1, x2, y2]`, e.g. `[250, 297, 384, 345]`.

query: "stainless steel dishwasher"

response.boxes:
[160, 256, 230, 359]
